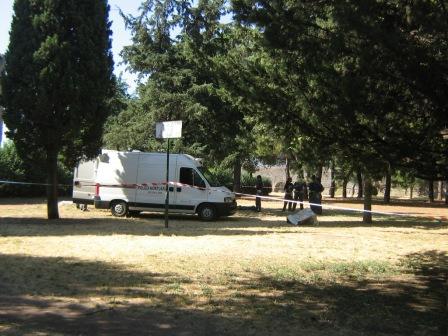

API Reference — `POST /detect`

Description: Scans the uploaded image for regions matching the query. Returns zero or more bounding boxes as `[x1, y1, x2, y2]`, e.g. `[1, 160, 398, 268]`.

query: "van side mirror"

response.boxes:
[99, 153, 109, 163]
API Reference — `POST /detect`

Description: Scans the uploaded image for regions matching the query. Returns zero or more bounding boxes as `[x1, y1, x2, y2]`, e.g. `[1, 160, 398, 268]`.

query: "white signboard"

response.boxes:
[155, 121, 183, 139]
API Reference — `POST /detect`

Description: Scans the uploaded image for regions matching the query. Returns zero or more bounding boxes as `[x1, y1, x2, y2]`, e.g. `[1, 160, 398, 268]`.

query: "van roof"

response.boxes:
[101, 149, 202, 167]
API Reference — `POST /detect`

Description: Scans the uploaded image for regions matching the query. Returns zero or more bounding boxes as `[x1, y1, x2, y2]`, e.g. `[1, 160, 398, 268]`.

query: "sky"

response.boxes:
[0, 0, 141, 92]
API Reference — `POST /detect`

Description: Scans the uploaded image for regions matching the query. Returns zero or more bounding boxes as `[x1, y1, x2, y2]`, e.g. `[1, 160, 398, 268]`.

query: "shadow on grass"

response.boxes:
[242, 251, 447, 336]
[0, 206, 445, 238]
[323, 197, 448, 208]
[0, 251, 446, 335]
[0, 214, 292, 237]
[0, 197, 70, 205]
[241, 207, 446, 230]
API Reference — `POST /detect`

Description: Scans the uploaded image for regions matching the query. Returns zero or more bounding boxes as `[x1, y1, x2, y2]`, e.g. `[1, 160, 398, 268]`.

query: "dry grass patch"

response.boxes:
[0, 198, 446, 335]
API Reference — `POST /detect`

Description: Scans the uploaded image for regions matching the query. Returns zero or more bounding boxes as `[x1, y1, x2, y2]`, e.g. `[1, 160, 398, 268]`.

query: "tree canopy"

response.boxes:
[231, 0, 448, 180]
[1, 0, 114, 219]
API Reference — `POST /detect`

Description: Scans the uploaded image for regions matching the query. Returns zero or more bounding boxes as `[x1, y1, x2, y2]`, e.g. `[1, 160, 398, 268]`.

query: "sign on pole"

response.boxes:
[155, 121, 182, 229]
[156, 120, 183, 139]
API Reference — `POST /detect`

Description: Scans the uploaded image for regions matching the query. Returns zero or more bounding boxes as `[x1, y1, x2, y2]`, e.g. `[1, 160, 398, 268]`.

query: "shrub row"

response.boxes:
[203, 167, 272, 195]
[0, 142, 72, 197]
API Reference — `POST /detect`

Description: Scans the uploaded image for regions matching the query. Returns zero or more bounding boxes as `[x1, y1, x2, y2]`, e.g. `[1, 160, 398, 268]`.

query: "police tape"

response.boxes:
[236, 192, 448, 222]
[1, 179, 445, 221]
[234, 192, 413, 218]
[0, 180, 72, 188]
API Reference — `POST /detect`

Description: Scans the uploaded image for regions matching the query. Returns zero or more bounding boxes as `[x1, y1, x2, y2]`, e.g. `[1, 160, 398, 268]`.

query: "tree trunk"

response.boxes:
[363, 175, 372, 224]
[317, 165, 323, 184]
[445, 181, 448, 205]
[357, 170, 363, 198]
[285, 157, 290, 180]
[428, 180, 434, 203]
[342, 178, 348, 198]
[233, 156, 241, 193]
[329, 163, 335, 197]
[384, 164, 391, 204]
[329, 181, 336, 198]
[410, 185, 413, 199]
[438, 180, 443, 200]
[46, 151, 59, 219]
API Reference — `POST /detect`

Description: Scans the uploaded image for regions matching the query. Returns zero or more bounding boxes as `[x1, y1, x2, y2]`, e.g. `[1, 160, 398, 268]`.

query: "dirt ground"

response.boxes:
[0, 197, 447, 336]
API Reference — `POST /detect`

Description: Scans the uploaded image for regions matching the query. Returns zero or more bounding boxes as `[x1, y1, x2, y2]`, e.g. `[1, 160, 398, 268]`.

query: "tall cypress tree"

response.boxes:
[1, 0, 114, 219]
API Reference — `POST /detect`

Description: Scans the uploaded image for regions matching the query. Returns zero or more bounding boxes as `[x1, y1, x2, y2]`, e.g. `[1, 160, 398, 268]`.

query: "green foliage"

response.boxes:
[200, 165, 272, 194]
[203, 165, 233, 189]
[1, 0, 114, 217]
[2, 0, 114, 165]
[0, 142, 25, 181]
[104, 0, 256, 184]
[0, 142, 72, 197]
[232, 0, 448, 180]
[393, 170, 416, 190]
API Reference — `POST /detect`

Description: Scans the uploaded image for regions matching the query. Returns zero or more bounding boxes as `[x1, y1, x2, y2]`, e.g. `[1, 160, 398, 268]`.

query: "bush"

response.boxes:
[0, 142, 73, 197]
[241, 172, 272, 195]
[203, 166, 233, 190]
[0, 142, 28, 196]
[202, 165, 272, 195]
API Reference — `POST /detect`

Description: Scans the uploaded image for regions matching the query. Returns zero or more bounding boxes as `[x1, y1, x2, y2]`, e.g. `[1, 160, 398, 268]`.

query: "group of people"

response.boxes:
[255, 174, 324, 214]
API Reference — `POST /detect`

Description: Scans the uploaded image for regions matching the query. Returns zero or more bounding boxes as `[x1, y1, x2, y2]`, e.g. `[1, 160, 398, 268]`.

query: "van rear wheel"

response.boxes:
[198, 204, 216, 221]
[111, 201, 128, 217]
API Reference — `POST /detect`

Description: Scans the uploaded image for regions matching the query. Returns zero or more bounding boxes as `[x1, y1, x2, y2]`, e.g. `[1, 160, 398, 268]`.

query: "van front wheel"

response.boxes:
[198, 204, 216, 221]
[111, 201, 128, 217]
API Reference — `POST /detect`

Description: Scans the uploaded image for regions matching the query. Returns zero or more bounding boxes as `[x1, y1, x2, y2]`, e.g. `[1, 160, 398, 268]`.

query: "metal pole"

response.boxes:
[164, 138, 170, 228]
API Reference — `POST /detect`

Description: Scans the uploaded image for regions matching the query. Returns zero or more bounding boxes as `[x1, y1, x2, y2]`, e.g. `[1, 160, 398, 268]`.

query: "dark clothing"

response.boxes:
[292, 181, 307, 211]
[255, 179, 263, 212]
[283, 181, 294, 211]
[308, 181, 324, 214]
[256, 180, 264, 192]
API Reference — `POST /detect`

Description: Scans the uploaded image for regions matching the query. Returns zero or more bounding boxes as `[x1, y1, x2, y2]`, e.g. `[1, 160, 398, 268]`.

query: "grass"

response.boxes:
[0, 198, 446, 335]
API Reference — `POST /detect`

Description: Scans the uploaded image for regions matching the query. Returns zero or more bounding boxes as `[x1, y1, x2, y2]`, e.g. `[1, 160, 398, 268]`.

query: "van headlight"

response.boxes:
[224, 197, 233, 203]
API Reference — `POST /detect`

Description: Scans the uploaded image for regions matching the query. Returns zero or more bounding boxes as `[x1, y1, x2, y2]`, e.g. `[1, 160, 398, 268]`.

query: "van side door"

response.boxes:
[134, 154, 177, 210]
[175, 167, 208, 211]
[73, 158, 98, 204]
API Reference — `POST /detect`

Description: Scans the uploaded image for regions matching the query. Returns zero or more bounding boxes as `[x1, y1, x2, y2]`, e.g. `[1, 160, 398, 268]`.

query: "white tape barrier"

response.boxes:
[0, 180, 72, 187]
[93, 180, 446, 220]
[1, 179, 445, 221]
[235, 191, 443, 219]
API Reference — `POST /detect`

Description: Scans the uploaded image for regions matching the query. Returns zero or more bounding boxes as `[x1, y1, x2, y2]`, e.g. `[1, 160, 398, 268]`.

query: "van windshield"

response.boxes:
[198, 167, 221, 187]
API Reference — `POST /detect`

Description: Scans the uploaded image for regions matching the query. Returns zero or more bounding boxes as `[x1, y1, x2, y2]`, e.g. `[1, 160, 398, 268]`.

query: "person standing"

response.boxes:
[308, 175, 324, 214]
[255, 175, 263, 212]
[292, 177, 306, 211]
[282, 177, 294, 211]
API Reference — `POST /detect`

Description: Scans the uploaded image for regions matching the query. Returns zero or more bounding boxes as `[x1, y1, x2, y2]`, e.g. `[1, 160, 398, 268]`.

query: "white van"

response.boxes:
[72, 150, 237, 220]
[72, 158, 97, 210]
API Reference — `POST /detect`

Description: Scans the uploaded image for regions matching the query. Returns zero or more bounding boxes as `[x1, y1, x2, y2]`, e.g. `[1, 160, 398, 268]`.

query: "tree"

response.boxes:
[393, 169, 416, 199]
[428, 179, 435, 203]
[384, 163, 392, 203]
[232, 0, 448, 221]
[1, 0, 114, 219]
[235, 0, 448, 177]
[109, 0, 256, 190]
